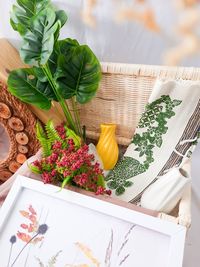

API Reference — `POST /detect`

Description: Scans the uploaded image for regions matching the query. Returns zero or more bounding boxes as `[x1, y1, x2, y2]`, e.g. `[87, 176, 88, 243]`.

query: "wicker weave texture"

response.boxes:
[79, 63, 200, 145]
[78, 62, 197, 225]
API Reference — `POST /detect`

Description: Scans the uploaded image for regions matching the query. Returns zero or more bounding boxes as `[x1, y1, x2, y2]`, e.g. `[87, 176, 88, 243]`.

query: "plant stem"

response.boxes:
[52, 101, 66, 122]
[42, 64, 78, 135]
[7, 243, 13, 267]
[71, 97, 82, 137]
[10, 234, 38, 267]
[82, 125, 86, 143]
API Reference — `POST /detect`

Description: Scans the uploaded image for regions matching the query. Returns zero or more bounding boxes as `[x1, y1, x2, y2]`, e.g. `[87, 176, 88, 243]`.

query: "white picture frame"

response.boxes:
[0, 175, 186, 267]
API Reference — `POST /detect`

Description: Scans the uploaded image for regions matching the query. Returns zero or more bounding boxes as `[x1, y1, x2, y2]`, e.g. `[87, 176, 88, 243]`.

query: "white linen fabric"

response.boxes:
[106, 79, 200, 202]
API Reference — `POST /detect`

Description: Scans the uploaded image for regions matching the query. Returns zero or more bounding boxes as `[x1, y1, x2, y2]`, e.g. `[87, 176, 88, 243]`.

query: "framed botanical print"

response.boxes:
[0, 175, 186, 267]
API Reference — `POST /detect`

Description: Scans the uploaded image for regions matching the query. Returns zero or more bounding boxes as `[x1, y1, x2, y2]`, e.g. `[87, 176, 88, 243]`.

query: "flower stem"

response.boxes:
[42, 64, 78, 135]
[7, 244, 13, 267]
[10, 233, 38, 267]
[82, 125, 86, 143]
[71, 97, 82, 138]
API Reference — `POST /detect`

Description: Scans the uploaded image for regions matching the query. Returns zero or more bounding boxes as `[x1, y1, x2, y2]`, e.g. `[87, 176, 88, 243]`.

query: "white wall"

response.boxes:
[1, 0, 200, 66]
[0, 1, 200, 266]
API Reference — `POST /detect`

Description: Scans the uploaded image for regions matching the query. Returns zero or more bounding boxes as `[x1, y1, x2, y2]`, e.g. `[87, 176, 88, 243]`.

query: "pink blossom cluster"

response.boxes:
[56, 124, 66, 140]
[31, 125, 111, 196]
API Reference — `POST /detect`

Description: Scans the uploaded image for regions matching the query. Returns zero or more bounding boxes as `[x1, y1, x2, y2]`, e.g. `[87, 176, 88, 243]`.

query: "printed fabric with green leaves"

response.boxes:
[106, 95, 182, 196]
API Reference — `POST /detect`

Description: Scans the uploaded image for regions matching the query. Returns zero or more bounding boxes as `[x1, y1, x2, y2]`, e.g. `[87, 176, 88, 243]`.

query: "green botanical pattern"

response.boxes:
[106, 95, 182, 195]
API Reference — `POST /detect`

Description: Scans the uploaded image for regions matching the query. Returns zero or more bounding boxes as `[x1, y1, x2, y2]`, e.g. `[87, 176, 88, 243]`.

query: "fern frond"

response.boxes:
[36, 122, 52, 157]
[36, 121, 46, 138]
[41, 137, 52, 157]
[45, 120, 62, 144]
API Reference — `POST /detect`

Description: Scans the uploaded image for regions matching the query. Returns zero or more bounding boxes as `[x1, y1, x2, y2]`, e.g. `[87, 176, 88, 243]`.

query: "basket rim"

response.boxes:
[100, 62, 200, 80]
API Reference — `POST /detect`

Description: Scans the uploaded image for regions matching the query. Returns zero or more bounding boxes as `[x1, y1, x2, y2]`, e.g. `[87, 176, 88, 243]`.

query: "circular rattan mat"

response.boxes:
[0, 83, 40, 183]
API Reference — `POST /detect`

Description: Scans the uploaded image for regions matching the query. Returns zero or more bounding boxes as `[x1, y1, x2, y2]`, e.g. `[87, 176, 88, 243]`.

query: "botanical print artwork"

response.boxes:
[0, 187, 171, 267]
[34, 225, 136, 267]
[6, 205, 48, 267]
[106, 95, 182, 195]
[5, 203, 136, 267]
[35, 250, 62, 267]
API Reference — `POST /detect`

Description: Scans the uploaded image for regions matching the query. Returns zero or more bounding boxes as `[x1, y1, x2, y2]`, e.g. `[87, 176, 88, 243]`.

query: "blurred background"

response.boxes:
[0, 1, 200, 267]
[1, 0, 200, 66]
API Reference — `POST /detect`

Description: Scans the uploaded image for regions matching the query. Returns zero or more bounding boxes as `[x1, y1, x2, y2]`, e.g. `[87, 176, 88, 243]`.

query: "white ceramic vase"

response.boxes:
[140, 167, 191, 213]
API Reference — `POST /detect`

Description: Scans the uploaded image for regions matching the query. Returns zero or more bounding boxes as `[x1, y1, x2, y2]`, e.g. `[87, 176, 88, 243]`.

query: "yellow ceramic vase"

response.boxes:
[96, 123, 119, 170]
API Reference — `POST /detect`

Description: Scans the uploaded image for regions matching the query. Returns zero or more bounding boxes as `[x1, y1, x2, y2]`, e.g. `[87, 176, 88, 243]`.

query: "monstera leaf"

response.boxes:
[7, 68, 57, 110]
[10, 0, 51, 36]
[30, 38, 101, 104]
[31, 44, 59, 83]
[21, 39, 76, 90]
[10, 0, 67, 65]
[55, 10, 68, 27]
[27, 39, 74, 83]
[20, 8, 62, 65]
[55, 39, 101, 104]
[55, 38, 80, 59]
[8, 0, 101, 136]
[54, 10, 68, 43]
[20, 39, 78, 91]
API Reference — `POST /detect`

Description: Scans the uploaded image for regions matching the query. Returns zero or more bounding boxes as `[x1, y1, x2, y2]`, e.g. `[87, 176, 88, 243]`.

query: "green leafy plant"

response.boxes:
[8, 0, 101, 138]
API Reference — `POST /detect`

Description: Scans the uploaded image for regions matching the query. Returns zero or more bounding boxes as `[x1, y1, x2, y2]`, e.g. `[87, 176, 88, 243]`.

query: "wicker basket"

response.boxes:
[77, 62, 196, 227]
[79, 62, 200, 145]
[0, 39, 193, 226]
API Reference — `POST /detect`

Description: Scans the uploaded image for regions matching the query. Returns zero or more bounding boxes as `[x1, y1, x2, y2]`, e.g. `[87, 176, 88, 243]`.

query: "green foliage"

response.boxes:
[29, 164, 42, 175]
[10, 0, 67, 65]
[55, 38, 79, 58]
[10, 0, 51, 36]
[55, 10, 68, 28]
[54, 11, 68, 43]
[65, 125, 81, 148]
[36, 122, 52, 157]
[61, 176, 72, 189]
[45, 120, 62, 144]
[20, 8, 61, 65]
[8, 0, 101, 137]
[56, 39, 102, 104]
[36, 120, 64, 157]
[7, 68, 57, 110]
[97, 175, 105, 187]
[35, 120, 81, 157]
